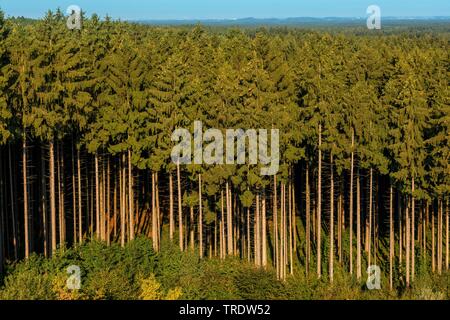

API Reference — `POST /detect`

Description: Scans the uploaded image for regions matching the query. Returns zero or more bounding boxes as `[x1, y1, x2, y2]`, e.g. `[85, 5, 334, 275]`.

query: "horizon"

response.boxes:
[1, 0, 449, 20]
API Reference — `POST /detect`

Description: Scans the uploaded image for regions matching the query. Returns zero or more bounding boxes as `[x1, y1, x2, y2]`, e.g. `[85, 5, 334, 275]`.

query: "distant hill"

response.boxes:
[133, 16, 450, 27]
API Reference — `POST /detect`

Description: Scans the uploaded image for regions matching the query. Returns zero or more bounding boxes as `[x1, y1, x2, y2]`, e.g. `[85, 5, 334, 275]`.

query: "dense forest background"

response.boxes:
[0, 9, 449, 299]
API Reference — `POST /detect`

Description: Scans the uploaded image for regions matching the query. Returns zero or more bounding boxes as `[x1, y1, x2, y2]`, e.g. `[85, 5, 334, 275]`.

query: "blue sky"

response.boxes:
[0, 0, 449, 20]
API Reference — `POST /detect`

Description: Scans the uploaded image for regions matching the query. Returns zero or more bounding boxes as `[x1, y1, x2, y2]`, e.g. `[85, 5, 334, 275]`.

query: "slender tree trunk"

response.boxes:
[0, 150, 4, 274]
[0, 148, 4, 272]
[368, 168, 373, 267]
[411, 177, 415, 281]
[95, 152, 100, 239]
[120, 154, 125, 247]
[169, 172, 174, 241]
[199, 174, 203, 258]
[406, 196, 410, 287]
[338, 178, 343, 263]
[273, 175, 279, 279]
[262, 192, 267, 268]
[389, 184, 394, 291]
[189, 205, 194, 251]
[128, 149, 134, 241]
[432, 203, 435, 273]
[56, 143, 62, 247]
[22, 133, 29, 258]
[446, 200, 449, 270]
[60, 142, 66, 247]
[329, 154, 334, 283]
[113, 168, 118, 239]
[356, 168, 361, 280]
[306, 162, 310, 276]
[177, 161, 183, 251]
[71, 141, 77, 245]
[424, 202, 427, 263]
[226, 182, 233, 256]
[280, 185, 283, 279]
[40, 146, 47, 258]
[317, 124, 322, 278]
[255, 193, 260, 266]
[290, 180, 294, 275]
[49, 140, 56, 255]
[220, 190, 224, 259]
[106, 157, 110, 245]
[77, 149, 82, 244]
[156, 173, 161, 248]
[8, 145, 18, 259]
[152, 172, 157, 251]
[246, 207, 250, 262]
[399, 193, 403, 265]
[349, 129, 354, 275]
[99, 158, 104, 241]
[438, 199, 443, 274]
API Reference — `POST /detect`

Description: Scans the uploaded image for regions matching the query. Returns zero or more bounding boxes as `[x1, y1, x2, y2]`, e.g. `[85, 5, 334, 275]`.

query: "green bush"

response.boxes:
[1, 238, 449, 300]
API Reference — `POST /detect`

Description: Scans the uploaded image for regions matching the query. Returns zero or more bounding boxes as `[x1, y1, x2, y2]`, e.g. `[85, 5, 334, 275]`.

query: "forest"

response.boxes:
[0, 9, 449, 299]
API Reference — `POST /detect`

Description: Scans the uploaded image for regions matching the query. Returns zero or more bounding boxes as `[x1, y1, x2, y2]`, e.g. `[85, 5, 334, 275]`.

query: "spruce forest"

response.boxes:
[0, 9, 449, 300]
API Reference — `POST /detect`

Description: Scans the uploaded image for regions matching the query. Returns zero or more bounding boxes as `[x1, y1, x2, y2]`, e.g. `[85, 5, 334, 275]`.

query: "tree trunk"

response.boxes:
[247, 207, 250, 262]
[60, 142, 66, 247]
[49, 140, 56, 255]
[406, 196, 410, 287]
[446, 200, 449, 270]
[255, 193, 260, 266]
[71, 141, 77, 245]
[411, 177, 415, 281]
[40, 146, 48, 257]
[338, 178, 343, 263]
[368, 168, 373, 267]
[152, 172, 157, 251]
[389, 184, 394, 291]
[190, 205, 194, 251]
[273, 175, 279, 279]
[262, 192, 267, 268]
[120, 154, 125, 247]
[432, 203, 435, 273]
[356, 168, 361, 280]
[317, 124, 322, 278]
[177, 161, 183, 251]
[399, 193, 403, 265]
[306, 162, 310, 276]
[349, 129, 354, 275]
[95, 152, 100, 239]
[226, 182, 233, 256]
[220, 190, 224, 259]
[77, 148, 82, 244]
[290, 180, 294, 275]
[128, 149, 134, 241]
[169, 172, 174, 241]
[199, 174, 203, 258]
[22, 133, 29, 258]
[281, 183, 286, 280]
[8, 145, 18, 259]
[0, 149, 4, 274]
[438, 198, 444, 275]
[329, 154, 334, 284]
[106, 157, 110, 245]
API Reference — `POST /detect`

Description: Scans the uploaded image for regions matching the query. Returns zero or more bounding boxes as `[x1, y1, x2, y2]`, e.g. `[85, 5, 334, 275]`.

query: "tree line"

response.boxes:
[0, 9, 448, 290]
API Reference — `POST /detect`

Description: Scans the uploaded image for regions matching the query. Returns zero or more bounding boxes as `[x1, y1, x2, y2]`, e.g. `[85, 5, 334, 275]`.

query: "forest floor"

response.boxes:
[0, 237, 448, 300]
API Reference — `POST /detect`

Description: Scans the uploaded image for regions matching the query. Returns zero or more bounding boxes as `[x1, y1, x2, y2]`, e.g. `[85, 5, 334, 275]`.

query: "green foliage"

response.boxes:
[0, 238, 449, 300]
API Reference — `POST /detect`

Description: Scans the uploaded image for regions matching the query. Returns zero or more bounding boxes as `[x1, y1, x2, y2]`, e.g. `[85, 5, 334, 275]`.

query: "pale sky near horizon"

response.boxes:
[0, 0, 449, 20]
